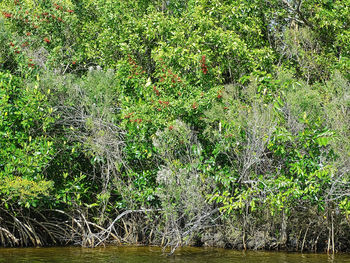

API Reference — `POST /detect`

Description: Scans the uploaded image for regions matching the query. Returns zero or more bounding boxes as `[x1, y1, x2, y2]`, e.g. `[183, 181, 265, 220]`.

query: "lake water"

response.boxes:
[0, 246, 349, 263]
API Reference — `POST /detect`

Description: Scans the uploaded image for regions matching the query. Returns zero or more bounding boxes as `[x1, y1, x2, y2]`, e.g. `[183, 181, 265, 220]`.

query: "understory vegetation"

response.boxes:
[1, 0, 350, 254]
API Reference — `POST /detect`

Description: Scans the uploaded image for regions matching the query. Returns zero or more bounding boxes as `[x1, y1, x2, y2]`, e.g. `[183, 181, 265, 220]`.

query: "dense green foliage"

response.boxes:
[0, 72, 54, 208]
[0, 0, 349, 252]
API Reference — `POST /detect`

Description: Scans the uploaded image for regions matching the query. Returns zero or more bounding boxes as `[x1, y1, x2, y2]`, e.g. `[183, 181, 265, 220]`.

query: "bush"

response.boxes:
[0, 71, 55, 208]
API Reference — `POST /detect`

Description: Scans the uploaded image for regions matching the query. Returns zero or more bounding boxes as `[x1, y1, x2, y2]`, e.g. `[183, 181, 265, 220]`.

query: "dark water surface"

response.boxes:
[0, 246, 350, 263]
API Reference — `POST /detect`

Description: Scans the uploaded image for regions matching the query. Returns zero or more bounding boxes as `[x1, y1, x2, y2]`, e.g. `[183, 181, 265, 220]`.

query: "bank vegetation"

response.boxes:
[0, 0, 350, 254]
